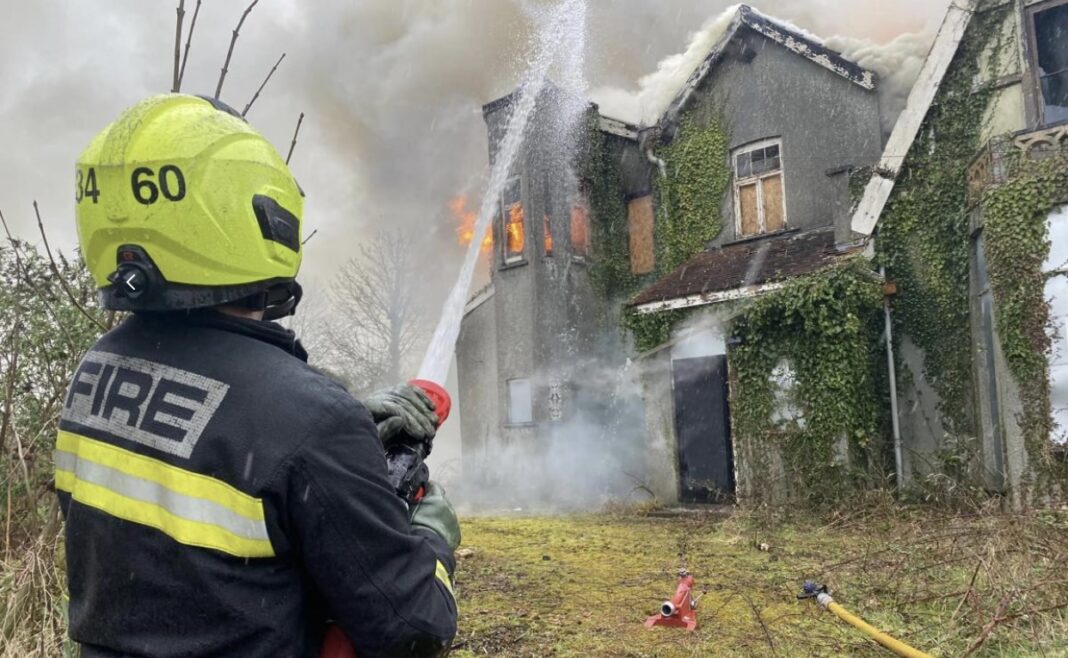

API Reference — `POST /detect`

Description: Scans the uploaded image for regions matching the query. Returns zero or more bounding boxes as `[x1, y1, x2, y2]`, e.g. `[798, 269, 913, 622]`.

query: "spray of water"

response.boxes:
[418, 0, 587, 384]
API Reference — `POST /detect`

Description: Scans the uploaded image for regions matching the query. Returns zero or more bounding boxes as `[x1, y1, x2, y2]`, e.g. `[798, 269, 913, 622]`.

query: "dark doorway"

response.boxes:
[672, 356, 735, 503]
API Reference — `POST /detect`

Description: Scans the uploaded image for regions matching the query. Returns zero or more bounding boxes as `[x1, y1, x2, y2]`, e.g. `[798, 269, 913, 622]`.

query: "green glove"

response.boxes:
[410, 481, 461, 551]
[363, 384, 438, 445]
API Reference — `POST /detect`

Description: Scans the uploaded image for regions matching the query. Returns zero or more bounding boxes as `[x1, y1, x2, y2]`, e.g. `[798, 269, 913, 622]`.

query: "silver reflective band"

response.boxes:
[54, 431, 274, 558]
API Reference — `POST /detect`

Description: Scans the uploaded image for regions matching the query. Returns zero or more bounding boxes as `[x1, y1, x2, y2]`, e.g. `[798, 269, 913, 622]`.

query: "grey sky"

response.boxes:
[0, 0, 949, 307]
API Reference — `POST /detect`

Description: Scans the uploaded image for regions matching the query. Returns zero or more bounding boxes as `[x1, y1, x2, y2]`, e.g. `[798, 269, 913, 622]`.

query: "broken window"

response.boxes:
[1029, 1, 1068, 125]
[1045, 205, 1068, 443]
[507, 378, 533, 425]
[733, 139, 786, 238]
[628, 195, 655, 274]
[501, 177, 525, 263]
[570, 184, 590, 259]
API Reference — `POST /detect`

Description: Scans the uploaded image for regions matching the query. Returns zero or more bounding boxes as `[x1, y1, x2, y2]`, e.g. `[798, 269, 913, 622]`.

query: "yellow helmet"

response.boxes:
[76, 93, 305, 318]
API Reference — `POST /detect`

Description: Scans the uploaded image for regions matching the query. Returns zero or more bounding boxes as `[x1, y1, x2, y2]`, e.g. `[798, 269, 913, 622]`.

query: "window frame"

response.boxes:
[1024, 0, 1068, 127]
[500, 176, 526, 265]
[505, 377, 534, 426]
[569, 181, 591, 262]
[1043, 205, 1068, 444]
[732, 138, 788, 239]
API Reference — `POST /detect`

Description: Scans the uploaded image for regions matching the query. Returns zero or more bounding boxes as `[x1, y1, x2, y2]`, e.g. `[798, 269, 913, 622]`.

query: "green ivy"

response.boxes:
[873, 2, 1009, 442]
[654, 113, 732, 273]
[584, 117, 640, 301]
[981, 153, 1068, 484]
[728, 260, 887, 505]
[585, 111, 731, 348]
[622, 308, 690, 353]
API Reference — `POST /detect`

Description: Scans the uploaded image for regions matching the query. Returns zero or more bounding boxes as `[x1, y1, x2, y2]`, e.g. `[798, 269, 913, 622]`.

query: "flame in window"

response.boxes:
[505, 202, 525, 257]
[449, 195, 491, 252]
[544, 214, 553, 255]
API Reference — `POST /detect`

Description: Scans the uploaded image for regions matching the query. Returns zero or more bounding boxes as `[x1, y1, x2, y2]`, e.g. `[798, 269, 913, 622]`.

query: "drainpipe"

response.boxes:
[640, 127, 668, 178]
[647, 148, 667, 178]
[882, 266, 904, 488]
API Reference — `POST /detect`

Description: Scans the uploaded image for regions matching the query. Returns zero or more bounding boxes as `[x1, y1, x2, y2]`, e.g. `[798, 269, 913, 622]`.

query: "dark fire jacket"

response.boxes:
[55, 311, 456, 658]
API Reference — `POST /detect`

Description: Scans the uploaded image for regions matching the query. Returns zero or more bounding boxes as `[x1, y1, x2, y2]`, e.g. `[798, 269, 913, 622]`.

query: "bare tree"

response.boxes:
[321, 229, 429, 394]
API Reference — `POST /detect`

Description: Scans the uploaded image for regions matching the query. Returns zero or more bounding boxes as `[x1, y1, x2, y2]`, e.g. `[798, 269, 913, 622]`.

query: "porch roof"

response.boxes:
[629, 228, 855, 314]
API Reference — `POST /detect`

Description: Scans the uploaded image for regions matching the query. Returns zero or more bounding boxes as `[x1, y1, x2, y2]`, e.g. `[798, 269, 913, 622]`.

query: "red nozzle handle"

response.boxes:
[408, 379, 451, 427]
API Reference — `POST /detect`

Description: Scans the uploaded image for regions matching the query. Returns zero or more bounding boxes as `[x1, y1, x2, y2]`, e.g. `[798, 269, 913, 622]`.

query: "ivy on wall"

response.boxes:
[584, 116, 639, 300]
[584, 109, 731, 348]
[982, 153, 1068, 484]
[654, 113, 732, 273]
[728, 260, 887, 504]
[871, 2, 1009, 442]
[623, 307, 689, 353]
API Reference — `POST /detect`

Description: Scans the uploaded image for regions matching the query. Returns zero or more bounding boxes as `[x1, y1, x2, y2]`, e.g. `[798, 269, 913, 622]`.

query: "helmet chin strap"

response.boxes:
[240, 281, 303, 321]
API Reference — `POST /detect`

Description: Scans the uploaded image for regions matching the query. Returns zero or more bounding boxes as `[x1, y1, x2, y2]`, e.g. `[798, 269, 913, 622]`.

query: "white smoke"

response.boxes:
[590, 5, 741, 125]
[590, 2, 944, 130]
[827, 31, 935, 134]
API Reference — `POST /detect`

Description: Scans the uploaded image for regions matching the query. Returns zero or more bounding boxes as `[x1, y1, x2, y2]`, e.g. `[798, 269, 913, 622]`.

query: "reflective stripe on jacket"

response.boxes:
[57, 311, 457, 658]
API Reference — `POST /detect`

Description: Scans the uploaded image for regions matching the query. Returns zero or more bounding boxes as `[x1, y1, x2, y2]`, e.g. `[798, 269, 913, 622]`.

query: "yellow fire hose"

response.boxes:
[800, 583, 933, 658]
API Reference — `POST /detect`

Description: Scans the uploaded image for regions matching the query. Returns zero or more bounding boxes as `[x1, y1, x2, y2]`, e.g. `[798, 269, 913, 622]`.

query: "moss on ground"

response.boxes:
[451, 510, 1068, 657]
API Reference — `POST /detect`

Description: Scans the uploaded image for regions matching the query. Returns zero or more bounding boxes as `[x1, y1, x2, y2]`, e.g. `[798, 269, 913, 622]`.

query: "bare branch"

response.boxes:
[176, 0, 203, 92]
[214, 0, 260, 100]
[286, 112, 305, 165]
[172, 0, 186, 92]
[242, 52, 286, 117]
[33, 202, 107, 333]
[0, 207, 26, 284]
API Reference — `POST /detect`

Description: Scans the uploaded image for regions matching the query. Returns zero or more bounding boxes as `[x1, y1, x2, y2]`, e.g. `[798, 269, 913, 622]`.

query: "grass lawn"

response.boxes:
[451, 508, 1068, 657]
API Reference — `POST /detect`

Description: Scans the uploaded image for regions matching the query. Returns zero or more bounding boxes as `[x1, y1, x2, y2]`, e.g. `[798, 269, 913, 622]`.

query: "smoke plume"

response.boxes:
[0, 1, 948, 486]
[590, 2, 942, 129]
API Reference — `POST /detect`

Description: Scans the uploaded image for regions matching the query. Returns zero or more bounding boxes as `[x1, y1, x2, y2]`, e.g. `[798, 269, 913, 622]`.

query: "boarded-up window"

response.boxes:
[501, 177, 524, 262]
[628, 195, 655, 274]
[570, 185, 590, 259]
[734, 139, 787, 238]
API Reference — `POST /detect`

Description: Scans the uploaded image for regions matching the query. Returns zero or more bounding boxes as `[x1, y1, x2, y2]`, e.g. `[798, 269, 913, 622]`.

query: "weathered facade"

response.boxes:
[456, 5, 888, 504]
[455, 86, 631, 480]
[853, 0, 1068, 505]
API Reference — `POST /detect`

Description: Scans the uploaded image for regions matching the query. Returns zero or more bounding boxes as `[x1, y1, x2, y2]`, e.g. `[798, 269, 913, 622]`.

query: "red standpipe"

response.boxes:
[644, 571, 699, 631]
[320, 380, 452, 658]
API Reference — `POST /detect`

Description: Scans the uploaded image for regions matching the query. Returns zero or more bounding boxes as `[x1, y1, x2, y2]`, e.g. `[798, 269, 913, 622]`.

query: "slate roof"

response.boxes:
[657, 5, 877, 128]
[629, 228, 853, 311]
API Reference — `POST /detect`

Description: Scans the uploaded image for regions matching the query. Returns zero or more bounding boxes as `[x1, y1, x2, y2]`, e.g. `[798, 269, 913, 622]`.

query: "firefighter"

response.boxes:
[59, 93, 459, 657]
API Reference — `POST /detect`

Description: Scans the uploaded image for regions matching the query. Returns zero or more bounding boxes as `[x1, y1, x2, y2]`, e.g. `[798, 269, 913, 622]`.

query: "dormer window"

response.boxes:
[733, 139, 786, 238]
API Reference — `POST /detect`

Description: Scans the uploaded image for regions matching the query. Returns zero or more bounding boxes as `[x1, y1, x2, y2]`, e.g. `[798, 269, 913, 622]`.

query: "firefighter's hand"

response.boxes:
[364, 384, 438, 445]
[410, 481, 461, 551]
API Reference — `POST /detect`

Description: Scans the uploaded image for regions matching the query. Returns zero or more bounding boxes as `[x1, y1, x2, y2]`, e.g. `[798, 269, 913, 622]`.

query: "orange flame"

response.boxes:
[505, 202, 525, 256]
[450, 195, 492, 252]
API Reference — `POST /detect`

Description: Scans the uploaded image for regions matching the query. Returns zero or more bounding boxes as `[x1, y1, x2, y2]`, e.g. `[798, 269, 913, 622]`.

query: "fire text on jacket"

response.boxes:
[62, 351, 229, 459]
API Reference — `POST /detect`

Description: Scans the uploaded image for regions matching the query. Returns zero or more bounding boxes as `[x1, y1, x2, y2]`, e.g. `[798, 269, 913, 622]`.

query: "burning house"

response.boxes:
[456, 5, 884, 503]
[456, 0, 1068, 507]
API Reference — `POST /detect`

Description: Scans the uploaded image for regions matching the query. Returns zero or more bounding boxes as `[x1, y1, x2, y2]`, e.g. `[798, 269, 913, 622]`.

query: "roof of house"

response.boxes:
[851, 0, 977, 236]
[658, 5, 877, 128]
[629, 228, 855, 314]
[482, 5, 877, 140]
